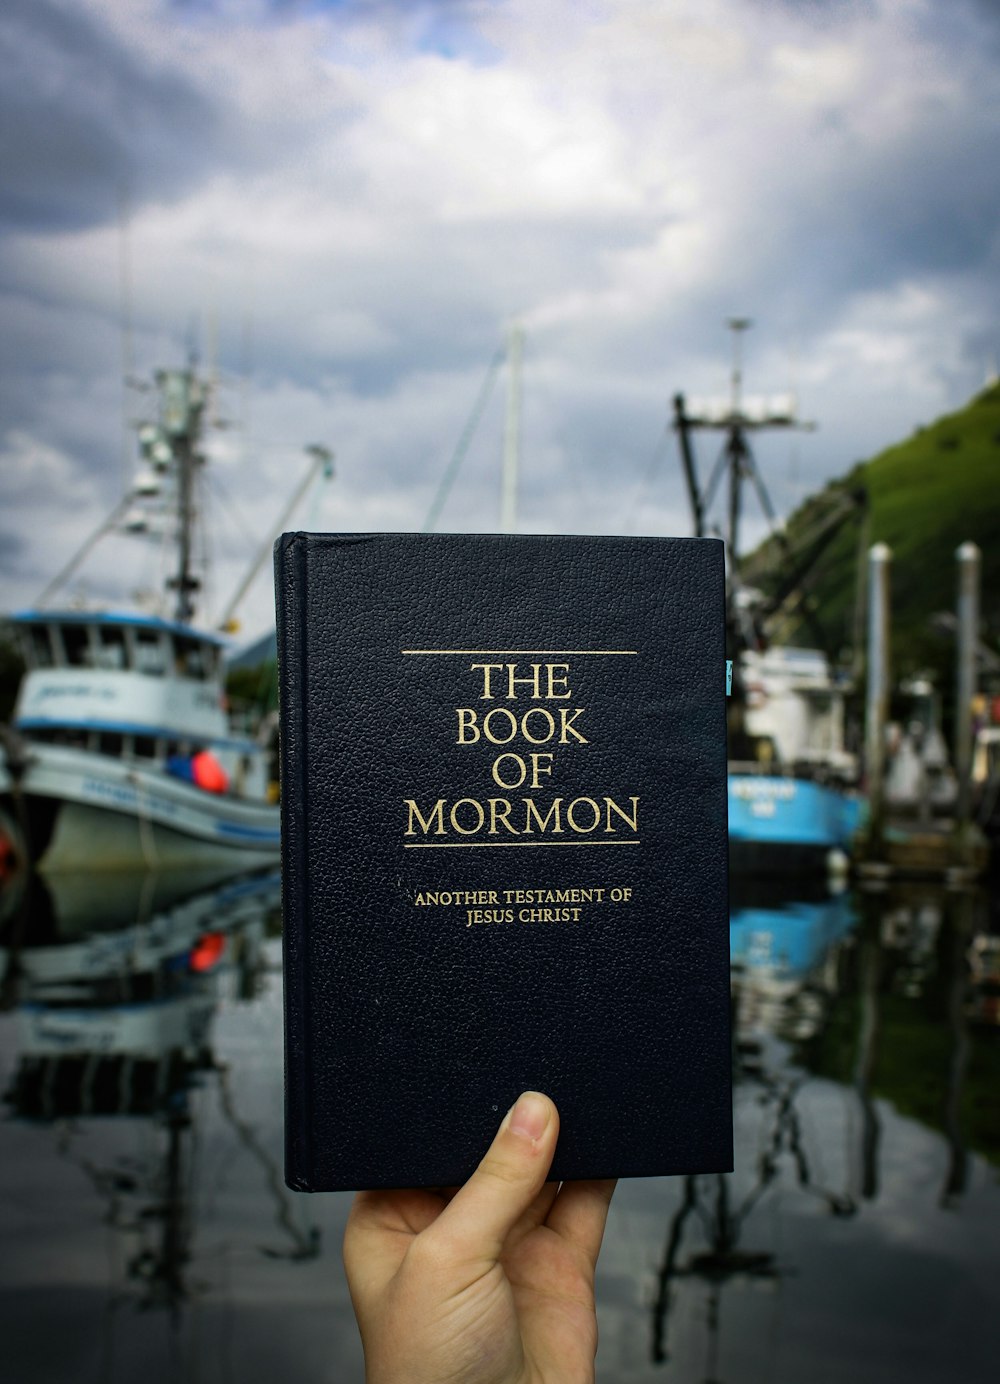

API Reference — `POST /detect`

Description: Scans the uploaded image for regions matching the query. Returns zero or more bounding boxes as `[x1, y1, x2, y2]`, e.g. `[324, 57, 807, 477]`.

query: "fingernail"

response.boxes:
[509, 1091, 551, 1141]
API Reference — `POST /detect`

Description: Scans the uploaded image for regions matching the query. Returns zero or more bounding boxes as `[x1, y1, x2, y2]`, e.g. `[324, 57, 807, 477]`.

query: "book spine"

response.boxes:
[275, 532, 314, 1191]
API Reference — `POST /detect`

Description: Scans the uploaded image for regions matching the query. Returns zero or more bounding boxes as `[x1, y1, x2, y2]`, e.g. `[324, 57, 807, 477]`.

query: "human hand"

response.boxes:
[343, 1091, 615, 1384]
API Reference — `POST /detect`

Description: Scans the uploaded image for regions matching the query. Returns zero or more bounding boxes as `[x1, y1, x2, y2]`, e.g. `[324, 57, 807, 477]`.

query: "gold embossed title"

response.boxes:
[402, 658, 640, 845]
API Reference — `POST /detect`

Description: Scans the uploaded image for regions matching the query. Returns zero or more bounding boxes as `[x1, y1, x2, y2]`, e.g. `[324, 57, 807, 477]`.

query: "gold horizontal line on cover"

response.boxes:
[401, 649, 639, 655]
[404, 841, 641, 849]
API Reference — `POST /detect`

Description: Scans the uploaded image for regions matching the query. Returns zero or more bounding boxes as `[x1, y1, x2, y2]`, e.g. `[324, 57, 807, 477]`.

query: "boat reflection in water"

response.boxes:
[1, 868, 999, 1382]
[729, 874, 857, 1041]
[0, 867, 320, 1326]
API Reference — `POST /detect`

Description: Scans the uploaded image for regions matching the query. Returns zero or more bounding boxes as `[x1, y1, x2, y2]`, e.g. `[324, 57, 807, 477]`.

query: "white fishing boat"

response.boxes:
[0, 609, 279, 871]
[0, 368, 317, 874]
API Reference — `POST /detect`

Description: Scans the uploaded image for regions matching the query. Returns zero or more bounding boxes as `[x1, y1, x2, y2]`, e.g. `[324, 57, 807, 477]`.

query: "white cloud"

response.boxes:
[1, 0, 999, 641]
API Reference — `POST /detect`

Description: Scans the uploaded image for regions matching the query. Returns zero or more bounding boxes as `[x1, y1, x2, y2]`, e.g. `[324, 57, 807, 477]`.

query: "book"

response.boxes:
[275, 532, 732, 1191]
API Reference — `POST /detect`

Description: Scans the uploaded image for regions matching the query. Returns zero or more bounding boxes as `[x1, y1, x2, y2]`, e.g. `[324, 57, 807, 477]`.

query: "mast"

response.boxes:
[673, 318, 815, 600]
[500, 323, 524, 534]
[726, 317, 751, 562]
[158, 369, 207, 625]
[32, 361, 337, 630]
[35, 367, 209, 618]
[673, 394, 704, 538]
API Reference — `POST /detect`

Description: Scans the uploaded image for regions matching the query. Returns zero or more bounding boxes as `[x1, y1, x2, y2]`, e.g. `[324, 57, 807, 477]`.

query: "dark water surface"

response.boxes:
[1, 868, 998, 1383]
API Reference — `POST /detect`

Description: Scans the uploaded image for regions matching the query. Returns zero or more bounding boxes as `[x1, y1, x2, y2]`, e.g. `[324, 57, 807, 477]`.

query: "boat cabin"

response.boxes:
[7, 612, 264, 794]
[13, 613, 223, 682]
[741, 646, 857, 781]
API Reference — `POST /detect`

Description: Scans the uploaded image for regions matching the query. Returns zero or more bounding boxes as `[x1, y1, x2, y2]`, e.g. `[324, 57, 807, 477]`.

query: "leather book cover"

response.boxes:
[275, 532, 732, 1191]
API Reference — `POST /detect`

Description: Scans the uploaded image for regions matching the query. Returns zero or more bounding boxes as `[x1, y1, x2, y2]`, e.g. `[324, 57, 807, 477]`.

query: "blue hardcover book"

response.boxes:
[275, 532, 731, 1191]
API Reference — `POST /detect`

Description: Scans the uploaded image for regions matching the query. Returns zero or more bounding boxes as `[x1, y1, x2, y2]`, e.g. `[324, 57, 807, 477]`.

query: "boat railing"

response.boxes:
[729, 759, 795, 776]
[729, 757, 858, 785]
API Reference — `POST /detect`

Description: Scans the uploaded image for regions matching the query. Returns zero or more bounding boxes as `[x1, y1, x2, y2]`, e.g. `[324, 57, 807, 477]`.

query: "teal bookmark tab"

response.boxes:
[726, 660, 733, 696]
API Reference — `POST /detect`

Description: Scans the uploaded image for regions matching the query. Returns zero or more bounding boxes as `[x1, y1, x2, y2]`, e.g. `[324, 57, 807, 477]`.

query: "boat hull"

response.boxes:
[728, 772, 862, 873]
[2, 744, 280, 874]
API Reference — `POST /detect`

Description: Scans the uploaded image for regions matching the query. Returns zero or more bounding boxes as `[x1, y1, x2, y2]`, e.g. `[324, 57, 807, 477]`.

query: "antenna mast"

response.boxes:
[155, 369, 207, 624]
[500, 323, 524, 533]
[674, 318, 814, 571]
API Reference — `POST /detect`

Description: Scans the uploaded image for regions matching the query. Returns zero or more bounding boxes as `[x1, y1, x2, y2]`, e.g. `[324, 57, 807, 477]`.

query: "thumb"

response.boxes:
[427, 1091, 559, 1264]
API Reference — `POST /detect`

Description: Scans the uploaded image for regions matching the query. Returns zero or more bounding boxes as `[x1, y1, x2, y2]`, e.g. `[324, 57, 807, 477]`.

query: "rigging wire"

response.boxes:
[618, 425, 672, 532]
[117, 184, 136, 496]
[422, 345, 506, 533]
[35, 498, 131, 607]
[702, 439, 732, 516]
[789, 435, 801, 509]
[239, 257, 256, 445]
[195, 462, 213, 626]
[156, 473, 174, 618]
[200, 471, 263, 629]
[204, 470, 262, 552]
[302, 462, 330, 532]
[556, 443, 597, 530]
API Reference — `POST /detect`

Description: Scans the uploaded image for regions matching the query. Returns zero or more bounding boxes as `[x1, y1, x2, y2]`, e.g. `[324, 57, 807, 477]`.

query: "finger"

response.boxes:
[424, 1091, 559, 1265]
[546, 1179, 617, 1265]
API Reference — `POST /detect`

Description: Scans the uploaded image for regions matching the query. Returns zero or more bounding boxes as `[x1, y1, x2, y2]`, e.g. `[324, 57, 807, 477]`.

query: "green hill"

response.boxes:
[746, 382, 1000, 686]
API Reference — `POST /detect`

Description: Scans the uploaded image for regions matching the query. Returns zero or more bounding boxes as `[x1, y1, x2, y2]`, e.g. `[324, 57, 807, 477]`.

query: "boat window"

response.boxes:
[98, 733, 123, 757]
[174, 635, 211, 680]
[94, 626, 127, 670]
[57, 728, 90, 750]
[133, 736, 156, 759]
[132, 629, 168, 677]
[20, 625, 54, 669]
[60, 624, 93, 668]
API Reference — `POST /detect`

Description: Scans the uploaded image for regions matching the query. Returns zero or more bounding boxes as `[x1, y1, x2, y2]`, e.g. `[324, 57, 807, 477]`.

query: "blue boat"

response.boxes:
[729, 772, 862, 872]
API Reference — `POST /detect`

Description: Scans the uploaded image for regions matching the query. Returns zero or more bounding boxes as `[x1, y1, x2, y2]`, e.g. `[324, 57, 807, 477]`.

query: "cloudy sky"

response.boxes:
[2, 0, 999, 641]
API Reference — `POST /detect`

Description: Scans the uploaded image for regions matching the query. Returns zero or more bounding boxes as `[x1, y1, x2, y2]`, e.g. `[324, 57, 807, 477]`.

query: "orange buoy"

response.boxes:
[192, 750, 229, 794]
[189, 932, 227, 973]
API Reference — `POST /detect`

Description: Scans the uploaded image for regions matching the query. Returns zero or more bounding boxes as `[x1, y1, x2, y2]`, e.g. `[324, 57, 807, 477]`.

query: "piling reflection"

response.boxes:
[647, 873, 1000, 1380]
[798, 883, 1000, 1202]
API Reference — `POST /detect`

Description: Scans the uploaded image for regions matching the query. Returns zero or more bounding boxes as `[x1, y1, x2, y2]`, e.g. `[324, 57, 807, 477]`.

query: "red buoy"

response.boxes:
[192, 750, 229, 794]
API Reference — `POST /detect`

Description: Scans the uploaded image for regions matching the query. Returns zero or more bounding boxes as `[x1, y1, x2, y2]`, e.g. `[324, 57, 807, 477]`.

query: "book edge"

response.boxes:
[275, 532, 315, 1192]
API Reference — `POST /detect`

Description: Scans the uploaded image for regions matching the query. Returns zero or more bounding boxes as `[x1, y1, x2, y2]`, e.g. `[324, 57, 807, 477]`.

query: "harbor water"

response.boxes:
[0, 866, 998, 1383]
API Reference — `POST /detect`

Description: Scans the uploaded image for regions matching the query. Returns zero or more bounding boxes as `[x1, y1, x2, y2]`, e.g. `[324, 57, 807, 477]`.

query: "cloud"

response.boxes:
[0, 531, 28, 580]
[0, 0, 228, 231]
[1, 0, 999, 640]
